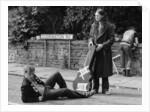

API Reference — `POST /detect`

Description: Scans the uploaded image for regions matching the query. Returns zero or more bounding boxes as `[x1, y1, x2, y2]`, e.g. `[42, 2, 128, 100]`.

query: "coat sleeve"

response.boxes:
[21, 78, 40, 103]
[34, 75, 45, 85]
[89, 23, 95, 45]
[21, 86, 39, 103]
[102, 23, 115, 49]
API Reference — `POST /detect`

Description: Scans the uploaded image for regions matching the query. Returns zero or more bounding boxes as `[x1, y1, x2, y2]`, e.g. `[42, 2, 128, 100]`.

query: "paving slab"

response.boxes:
[8, 63, 142, 90]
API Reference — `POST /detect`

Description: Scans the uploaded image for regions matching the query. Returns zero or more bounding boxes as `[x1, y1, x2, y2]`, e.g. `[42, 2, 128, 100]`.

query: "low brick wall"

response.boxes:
[8, 40, 142, 76]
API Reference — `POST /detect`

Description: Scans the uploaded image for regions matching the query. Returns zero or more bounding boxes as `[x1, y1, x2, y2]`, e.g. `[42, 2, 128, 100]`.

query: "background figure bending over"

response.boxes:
[89, 8, 115, 95]
[21, 65, 95, 103]
[119, 27, 139, 77]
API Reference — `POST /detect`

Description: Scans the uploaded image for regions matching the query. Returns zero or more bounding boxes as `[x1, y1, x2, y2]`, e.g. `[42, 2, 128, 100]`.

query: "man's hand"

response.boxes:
[96, 44, 103, 52]
[133, 43, 138, 47]
[38, 96, 44, 102]
[88, 41, 93, 46]
[115, 37, 121, 42]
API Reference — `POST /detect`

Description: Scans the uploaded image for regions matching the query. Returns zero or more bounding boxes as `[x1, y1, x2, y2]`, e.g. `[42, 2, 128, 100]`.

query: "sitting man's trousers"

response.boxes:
[43, 72, 93, 100]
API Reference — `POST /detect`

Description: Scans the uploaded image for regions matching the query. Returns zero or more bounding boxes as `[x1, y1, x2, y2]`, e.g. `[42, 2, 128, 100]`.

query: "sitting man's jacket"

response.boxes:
[21, 75, 45, 103]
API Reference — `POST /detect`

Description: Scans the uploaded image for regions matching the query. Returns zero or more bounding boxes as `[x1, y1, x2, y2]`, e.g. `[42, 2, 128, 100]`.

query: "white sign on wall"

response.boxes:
[40, 34, 73, 40]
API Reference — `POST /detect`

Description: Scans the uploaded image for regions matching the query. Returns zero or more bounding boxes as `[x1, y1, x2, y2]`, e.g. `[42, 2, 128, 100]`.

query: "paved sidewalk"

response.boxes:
[8, 63, 142, 90]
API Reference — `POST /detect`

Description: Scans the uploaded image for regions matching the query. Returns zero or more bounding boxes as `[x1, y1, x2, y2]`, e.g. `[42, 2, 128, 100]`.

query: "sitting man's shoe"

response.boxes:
[81, 90, 96, 98]
[102, 90, 111, 95]
[87, 90, 96, 97]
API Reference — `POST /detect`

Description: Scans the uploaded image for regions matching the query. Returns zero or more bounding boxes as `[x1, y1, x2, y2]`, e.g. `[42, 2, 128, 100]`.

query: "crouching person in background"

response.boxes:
[119, 27, 139, 77]
[21, 65, 95, 103]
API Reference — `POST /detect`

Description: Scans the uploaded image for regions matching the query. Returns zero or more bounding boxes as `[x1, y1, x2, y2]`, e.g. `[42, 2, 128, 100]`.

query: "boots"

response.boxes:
[79, 90, 96, 98]
[126, 69, 131, 77]
[122, 69, 131, 77]
[122, 69, 126, 76]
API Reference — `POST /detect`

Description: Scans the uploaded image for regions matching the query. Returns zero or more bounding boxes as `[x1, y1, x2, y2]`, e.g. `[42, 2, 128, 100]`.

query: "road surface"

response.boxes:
[8, 75, 142, 105]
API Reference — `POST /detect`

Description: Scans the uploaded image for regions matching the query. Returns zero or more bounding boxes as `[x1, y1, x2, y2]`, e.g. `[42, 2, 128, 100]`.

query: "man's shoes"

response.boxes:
[122, 69, 126, 76]
[88, 90, 96, 96]
[82, 90, 96, 97]
[126, 69, 131, 77]
[102, 90, 111, 95]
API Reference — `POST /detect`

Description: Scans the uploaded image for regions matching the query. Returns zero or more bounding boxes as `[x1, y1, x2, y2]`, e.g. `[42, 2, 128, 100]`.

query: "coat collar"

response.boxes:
[97, 22, 108, 39]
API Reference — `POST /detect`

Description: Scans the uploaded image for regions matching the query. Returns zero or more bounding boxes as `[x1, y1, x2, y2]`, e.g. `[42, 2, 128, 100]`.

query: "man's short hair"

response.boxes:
[24, 65, 35, 74]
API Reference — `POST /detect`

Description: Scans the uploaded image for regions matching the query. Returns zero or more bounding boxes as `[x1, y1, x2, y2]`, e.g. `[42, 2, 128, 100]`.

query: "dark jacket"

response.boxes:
[90, 21, 115, 78]
[21, 75, 45, 103]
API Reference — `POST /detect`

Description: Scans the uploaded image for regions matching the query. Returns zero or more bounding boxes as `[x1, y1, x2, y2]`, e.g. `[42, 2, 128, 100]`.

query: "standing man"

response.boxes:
[119, 27, 139, 77]
[89, 8, 115, 95]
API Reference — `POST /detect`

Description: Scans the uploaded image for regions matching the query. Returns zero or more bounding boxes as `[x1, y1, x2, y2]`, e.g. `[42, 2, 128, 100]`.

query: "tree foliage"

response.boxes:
[36, 6, 66, 34]
[63, 6, 97, 40]
[8, 6, 39, 48]
[63, 6, 142, 41]
[8, 6, 142, 45]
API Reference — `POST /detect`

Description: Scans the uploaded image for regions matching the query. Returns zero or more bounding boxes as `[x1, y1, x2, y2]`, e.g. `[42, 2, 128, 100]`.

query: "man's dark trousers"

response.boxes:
[43, 72, 88, 100]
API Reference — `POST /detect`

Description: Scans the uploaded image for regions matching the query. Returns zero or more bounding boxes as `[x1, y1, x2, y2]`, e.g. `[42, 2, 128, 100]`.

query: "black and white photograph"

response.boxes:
[0, 0, 150, 112]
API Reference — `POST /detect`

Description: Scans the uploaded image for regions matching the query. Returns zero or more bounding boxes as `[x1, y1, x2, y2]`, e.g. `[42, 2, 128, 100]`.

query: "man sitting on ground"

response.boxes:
[21, 65, 95, 103]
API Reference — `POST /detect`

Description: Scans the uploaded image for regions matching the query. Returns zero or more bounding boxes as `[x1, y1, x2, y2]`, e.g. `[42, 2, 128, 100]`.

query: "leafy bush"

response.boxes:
[8, 6, 142, 46]
[8, 6, 39, 48]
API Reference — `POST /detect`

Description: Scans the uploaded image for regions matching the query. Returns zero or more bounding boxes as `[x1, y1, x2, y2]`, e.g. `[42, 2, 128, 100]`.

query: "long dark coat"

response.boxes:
[89, 21, 115, 78]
